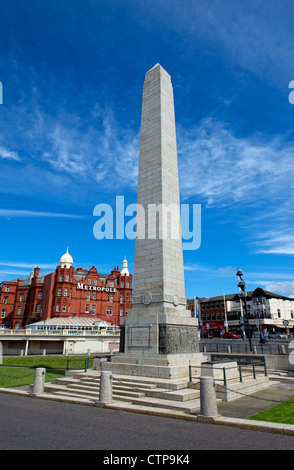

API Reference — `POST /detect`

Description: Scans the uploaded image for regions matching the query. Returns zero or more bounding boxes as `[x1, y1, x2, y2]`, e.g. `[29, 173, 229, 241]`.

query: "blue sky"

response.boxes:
[0, 0, 294, 299]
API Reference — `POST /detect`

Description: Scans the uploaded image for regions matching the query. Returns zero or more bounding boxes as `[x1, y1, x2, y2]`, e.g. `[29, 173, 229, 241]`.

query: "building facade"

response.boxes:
[187, 288, 294, 337]
[0, 249, 132, 329]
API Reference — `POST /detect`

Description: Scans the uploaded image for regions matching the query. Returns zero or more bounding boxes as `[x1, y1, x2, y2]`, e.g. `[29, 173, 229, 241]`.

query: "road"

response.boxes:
[0, 393, 293, 452]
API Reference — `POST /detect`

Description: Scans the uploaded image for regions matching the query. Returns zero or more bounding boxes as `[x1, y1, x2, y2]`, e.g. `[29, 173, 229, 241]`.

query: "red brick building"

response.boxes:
[0, 249, 132, 329]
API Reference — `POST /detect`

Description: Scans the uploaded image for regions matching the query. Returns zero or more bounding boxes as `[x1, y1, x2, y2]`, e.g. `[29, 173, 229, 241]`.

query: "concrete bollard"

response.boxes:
[227, 346, 232, 353]
[42, 349, 46, 356]
[253, 346, 257, 354]
[98, 371, 113, 404]
[198, 376, 219, 420]
[280, 345, 286, 355]
[31, 368, 46, 396]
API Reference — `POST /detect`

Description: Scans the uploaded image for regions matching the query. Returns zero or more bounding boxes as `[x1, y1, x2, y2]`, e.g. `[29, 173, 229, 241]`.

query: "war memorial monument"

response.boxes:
[103, 63, 205, 380]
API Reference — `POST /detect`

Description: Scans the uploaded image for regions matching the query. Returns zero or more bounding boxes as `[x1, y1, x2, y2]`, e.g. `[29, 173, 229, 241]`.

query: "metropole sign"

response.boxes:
[77, 283, 116, 293]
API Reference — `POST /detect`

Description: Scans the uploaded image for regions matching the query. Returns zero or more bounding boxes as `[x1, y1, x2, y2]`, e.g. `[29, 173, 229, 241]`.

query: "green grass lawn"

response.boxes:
[0, 355, 94, 388]
[249, 398, 294, 425]
[0, 367, 65, 388]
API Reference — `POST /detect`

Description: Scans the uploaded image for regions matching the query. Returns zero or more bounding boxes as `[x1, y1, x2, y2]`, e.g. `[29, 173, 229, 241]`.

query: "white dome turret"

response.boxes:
[60, 247, 73, 268]
[121, 256, 129, 275]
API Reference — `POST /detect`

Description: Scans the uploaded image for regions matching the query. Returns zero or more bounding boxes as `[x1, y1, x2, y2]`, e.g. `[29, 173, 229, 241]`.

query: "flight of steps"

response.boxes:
[44, 372, 203, 413]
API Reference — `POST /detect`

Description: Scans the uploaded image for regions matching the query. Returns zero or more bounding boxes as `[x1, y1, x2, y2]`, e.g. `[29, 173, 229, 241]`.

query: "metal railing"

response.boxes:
[0, 329, 120, 336]
[189, 363, 268, 386]
[66, 357, 90, 372]
[199, 341, 285, 355]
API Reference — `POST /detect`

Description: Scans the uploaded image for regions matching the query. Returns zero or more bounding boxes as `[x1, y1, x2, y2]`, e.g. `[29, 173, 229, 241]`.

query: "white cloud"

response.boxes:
[262, 281, 294, 298]
[0, 146, 20, 161]
[178, 118, 294, 208]
[0, 209, 86, 219]
[254, 228, 294, 255]
[134, 0, 294, 86]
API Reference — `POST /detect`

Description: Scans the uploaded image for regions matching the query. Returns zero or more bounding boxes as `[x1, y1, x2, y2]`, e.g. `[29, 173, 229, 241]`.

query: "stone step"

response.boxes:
[78, 378, 157, 392]
[71, 371, 190, 390]
[53, 390, 133, 403]
[123, 395, 202, 413]
[45, 383, 145, 399]
[69, 383, 145, 398]
[44, 381, 201, 411]
[145, 387, 200, 402]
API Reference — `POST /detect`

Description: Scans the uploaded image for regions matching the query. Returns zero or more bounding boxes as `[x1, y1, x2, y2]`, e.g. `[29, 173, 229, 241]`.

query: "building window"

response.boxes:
[107, 294, 113, 303]
[86, 292, 91, 301]
[20, 294, 24, 301]
[3, 297, 8, 304]
[88, 279, 91, 285]
[56, 305, 60, 312]
[92, 305, 96, 315]
[108, 281, 114, 287]
[121, 282, 124, 288]
[277, 309, 281, 318]
[120, 309, 123, 316]
[5, 286, 9, 292]
[60, 275, 63, 281]
[38, 292, 42, 300]
[36, 304, 41, 313]
[120, 294, 124, 303]
[291, 311, 294, 319]
[126, 294, 129, 302]
[86, 304, 90, 313]
[18, 306, 23, 315]
[206, 304, 209, 310]
[62, 305, 66, 312]
[126, 282, 129, 288]
[107, 308, 113, 316]
[64, 288, 68, 297]
[1, 309, 6, 318]
[65, 275, 69, 282]
[93, 291, 96, 300]
[57, 288, 62, 296]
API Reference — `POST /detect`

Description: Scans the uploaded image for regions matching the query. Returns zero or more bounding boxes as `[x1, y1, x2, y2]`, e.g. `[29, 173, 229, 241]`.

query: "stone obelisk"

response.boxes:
[104, 64, 202, 379]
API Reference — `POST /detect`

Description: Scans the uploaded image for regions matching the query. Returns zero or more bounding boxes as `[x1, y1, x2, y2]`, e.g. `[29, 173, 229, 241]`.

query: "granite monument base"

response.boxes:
[102, 307, 206, 379]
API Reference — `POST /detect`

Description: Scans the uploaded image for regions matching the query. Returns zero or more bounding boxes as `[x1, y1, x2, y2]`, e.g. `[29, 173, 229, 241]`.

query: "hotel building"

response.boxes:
[0, 249, 132, 329]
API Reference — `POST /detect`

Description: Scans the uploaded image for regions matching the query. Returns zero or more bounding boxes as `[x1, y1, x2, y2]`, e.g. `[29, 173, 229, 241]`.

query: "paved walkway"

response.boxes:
[217, 383, 294, 419]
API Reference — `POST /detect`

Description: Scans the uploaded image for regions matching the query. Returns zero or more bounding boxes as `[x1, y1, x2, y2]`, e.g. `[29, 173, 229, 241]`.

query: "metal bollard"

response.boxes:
[198, 376, 219, 419]
[31, 368, 46, 396]
[98, 371, 113, 404]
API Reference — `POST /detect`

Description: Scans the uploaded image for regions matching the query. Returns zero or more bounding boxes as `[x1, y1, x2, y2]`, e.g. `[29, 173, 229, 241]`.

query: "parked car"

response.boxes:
[222, 332, 240, 339]
[203, 332, 213, 339]
[268, 332, 287, 339]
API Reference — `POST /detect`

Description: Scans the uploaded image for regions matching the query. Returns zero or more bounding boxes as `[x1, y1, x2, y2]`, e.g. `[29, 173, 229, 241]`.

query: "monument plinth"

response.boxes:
[103, 64, 204, 379]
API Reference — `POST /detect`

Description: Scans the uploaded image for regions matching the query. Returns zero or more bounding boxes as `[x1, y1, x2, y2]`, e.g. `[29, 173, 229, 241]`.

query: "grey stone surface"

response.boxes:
[199, 376, 219, 418]
[31, 368, 45, 396]
[99, 371, 113, 404]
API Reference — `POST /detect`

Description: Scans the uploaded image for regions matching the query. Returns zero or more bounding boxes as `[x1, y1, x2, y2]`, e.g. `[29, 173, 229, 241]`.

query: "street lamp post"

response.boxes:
[236, 269, 252, 352]
[222, 290, 228, 333]
[255, 300, 263, 343]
